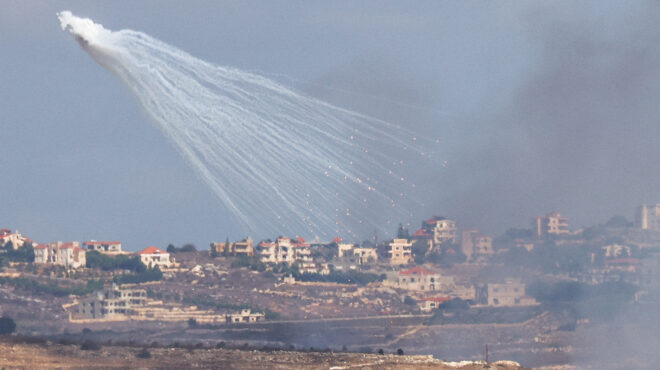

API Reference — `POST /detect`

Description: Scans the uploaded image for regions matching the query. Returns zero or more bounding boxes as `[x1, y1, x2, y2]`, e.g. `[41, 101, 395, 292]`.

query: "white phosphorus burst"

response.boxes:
[58, 11, 439, 238]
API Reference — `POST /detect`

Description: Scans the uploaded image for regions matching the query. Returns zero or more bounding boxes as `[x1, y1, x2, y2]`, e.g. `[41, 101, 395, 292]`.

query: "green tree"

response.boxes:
[0, 316, 16, 335]
[397, 223, 410, 239]
[180, 243, 197, 252]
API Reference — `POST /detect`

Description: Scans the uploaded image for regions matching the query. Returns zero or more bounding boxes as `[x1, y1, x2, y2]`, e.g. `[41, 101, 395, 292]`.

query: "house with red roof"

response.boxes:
[34, 241, 86, 269]
[138, 246, 173, 268]
[0, 229, 31, 250]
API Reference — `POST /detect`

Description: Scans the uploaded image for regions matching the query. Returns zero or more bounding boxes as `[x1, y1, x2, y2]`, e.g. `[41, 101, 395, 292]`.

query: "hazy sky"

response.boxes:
[2, 1, 659, 250]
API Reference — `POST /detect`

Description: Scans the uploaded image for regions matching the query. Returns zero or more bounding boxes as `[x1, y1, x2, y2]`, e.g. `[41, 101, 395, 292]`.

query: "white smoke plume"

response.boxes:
[57, 11, 439, 238]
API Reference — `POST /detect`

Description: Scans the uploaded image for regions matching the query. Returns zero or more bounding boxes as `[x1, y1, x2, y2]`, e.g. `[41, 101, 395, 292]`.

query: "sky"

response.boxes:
[2, 1, 660, 250]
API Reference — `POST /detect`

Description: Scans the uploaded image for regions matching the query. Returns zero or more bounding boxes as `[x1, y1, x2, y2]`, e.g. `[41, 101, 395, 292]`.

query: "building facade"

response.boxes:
[34, 241, 86, 269]
[211, 237, 255, 257]
[138, 246, 173, 268]
[396, 266, 454, 291]
[533, 211, 570, 238]
[388, 239, 413, 265]
[257, 236, 313, 266]
[83, 241, 122, 253]
[0, 229, 31, 249]
[476, 279, 537, 307]
[461, 229, 494, 261]
[636, 204, 660, 230]
[77, 284, 147, 319]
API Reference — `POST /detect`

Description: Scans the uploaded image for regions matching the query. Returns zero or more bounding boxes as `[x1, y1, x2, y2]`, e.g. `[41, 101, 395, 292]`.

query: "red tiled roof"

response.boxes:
[333, 237, 342, 243]
[296, 236, 306, 243]
[0, 228, 11, 234]
[400, 266, 436, 275]
[34, 244, 48, 250]
[138, 246, 167, 255]
[413, 228, 431, 238]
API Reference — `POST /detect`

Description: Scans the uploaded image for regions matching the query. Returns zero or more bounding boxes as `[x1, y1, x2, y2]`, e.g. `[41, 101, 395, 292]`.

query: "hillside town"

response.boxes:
[1, 205, 660, 368]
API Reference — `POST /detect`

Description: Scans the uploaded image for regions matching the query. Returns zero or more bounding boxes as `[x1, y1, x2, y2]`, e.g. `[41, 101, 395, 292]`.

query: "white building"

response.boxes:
[396, 266, 454, 292]
[533, 211, 570, 238]
[418, 217, 457, 247]
[138, 246, 173, 268]
[352, 247, 378, 264]
[0, 229, 31, 249]
[337, 243, 355, 258]
[34, 241, 86, 269]
[257, 236, 312, 265]
[477, 279, 538, 307]
[83, 241, 123, 254]
[461, 229, 494, 261]
[636, 204, 660, 230]
[388, 239, 413, 265]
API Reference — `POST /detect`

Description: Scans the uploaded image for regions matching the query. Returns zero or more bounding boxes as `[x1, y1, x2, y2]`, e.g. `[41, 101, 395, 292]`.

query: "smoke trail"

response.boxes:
[57, 11, 439, 238]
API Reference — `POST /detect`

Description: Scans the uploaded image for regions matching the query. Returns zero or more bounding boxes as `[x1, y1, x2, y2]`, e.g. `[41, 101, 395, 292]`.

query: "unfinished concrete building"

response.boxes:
[388, 239, 413, 266]
[77, 284, 147, 319]
[211, 237, 255, 257]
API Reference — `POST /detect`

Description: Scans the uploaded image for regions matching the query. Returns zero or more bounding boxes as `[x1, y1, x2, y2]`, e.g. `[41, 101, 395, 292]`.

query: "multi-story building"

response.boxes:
[83, 241, 122, 254]
[138, 246, 173, 269]
[335, 242, 378, 265]
[636, 204, 660, 230]
[388, 239, 413, 265]
[257, 236, 312, 265]
[337, 243, 355, 258]
[34, 241, 86, 269]
[533, 211, 570, 238]
[475, 279, 537, 307]
[413, 217, 457, 249]
[396, 266, 454, 291]
[77, 284, 147, 319]
[461, 229, 494, 261]
[211, 237, 255, 257]
[352, 247, 378, 264]
[0, 229, 31, 249]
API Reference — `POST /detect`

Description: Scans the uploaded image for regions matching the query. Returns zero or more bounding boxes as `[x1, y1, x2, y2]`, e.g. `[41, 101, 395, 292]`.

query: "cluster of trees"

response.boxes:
[294, 270, 385, 285]
[0, 316, 16, 335]
[85, 251, 145, 272]
[0, 242, 35, 266]
[0, 276, 103, 297]
[230, 255, 267, 271]
[411, 242, 467, 267]
[166, 243, 197, 253]
[113, 266, 163, 284]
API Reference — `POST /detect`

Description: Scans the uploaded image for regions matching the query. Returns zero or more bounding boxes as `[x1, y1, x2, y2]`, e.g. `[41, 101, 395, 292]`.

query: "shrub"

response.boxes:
[136, 348, 152, 359]
[0, 316, 17, 335]
[80, 339, 101, 351]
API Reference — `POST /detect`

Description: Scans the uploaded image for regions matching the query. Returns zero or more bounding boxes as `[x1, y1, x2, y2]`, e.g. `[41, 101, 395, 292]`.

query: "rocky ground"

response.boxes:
[0, 339, 525, 369]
